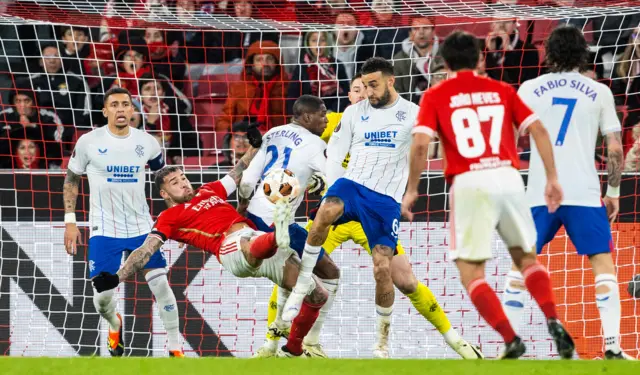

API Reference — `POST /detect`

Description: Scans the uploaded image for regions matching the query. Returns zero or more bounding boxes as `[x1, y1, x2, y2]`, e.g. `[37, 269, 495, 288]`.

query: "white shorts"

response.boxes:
[449, 167, 537, 261]
[218, 227, 295, 287]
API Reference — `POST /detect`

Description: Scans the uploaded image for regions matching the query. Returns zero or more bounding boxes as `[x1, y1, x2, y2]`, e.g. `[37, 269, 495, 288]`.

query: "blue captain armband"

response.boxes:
[148, 153, 165, 171]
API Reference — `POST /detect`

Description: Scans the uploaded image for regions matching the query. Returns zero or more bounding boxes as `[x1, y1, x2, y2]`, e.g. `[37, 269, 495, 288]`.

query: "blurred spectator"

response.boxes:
[0, 81, 62, 168]
[288, 31, 349, 114]
[219, 120, 252, 166]
[484, 19, 539, 86]
[143, 27, 187, 88]
[624, 126, 640, 171]
[222, 0, 281, 62]
[218, 40, 287, 132]
[428, 56, 447, 88]
[28, 43, 91, 143]
[477, 51, 487, 77]
[12, 138, 46, 170]
[168, 0, 224, 64]
[614, 26, 640, 129]
[137, 73, 200, 164]
[58, 26, 91, 78]
[333, 11, 374, 80]
[393, 16, 439, 104]
[361, 0, 409, 60]
[105, 36, 151, 97]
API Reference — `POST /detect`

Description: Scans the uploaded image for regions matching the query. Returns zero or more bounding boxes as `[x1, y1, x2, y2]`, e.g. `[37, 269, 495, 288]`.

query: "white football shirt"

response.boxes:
[327, 97, 420, 203]
[241, 123, 326, 225]
[518, 72, 621, 207]
[67, 126, 164, 238]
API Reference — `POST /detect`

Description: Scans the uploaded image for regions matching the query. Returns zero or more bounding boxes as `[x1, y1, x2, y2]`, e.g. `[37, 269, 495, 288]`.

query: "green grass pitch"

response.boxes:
[1, 358, 638, 375]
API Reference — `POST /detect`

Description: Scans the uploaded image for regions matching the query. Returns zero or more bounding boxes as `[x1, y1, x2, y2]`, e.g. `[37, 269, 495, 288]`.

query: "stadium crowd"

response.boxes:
[1, 0, 639, 171]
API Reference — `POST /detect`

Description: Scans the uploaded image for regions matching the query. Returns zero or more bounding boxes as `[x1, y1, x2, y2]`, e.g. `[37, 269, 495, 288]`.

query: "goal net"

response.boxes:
[0, 0, 639, 359]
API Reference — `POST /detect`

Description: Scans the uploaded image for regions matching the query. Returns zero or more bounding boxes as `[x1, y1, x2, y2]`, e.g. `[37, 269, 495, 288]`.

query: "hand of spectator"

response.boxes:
[19, 115, 31, 128]
[246, 122, 263, 148]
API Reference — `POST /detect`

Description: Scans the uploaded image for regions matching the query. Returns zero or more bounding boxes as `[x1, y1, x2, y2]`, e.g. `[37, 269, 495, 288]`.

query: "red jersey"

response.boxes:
[150, 181, 254, 258]
[414, 71, 537, 182]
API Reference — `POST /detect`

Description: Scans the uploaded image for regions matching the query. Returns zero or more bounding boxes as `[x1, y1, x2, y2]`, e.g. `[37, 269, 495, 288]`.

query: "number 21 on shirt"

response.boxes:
[451, 105, 505, 158]
[261, 145, 293, 177]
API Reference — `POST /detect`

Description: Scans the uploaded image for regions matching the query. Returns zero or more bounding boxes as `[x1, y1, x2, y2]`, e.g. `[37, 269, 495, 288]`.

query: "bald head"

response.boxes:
[292, 95, 328, 137]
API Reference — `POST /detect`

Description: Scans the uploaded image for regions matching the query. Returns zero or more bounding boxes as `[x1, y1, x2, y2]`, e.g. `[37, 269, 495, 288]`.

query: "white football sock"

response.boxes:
[299, 244, 321, 287]
[93, 288, 121, 332]
[276, 285, 291, 323]
[595, 273, 621, 353]
[441, 327, 462, 347]
[304, 278, 339, 346]
[375, 304, 393, 346]
[146, 269, 182, 352]
[502, 270, 526, 333]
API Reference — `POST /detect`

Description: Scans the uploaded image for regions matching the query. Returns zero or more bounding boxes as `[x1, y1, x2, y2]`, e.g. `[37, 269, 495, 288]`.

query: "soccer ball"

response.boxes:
[263, 168, 301, 203]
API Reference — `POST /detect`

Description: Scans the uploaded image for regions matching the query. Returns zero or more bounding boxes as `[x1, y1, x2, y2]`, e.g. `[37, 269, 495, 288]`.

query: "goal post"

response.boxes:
[0, 0, 639, 359]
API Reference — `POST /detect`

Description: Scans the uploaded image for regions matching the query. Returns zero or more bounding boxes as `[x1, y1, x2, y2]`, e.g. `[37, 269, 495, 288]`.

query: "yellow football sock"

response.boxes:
[266, 285, 278, 340]
[407, 282, 452, 334]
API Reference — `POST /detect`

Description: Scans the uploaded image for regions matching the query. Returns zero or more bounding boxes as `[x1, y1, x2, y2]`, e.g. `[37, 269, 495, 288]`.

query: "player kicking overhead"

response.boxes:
[91, 139, 330, 358]
[239, 95, 340, 358]
[284, 58, 483, 359]
[402, 31, 575, 359]
[63, 87, 183, 357]
[503, 26, 634, 360]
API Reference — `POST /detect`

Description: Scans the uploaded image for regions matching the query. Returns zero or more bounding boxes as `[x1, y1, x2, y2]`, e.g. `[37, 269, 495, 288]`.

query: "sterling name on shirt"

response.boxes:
[531, 78, 598, 101]
[265, 129, 303, 146]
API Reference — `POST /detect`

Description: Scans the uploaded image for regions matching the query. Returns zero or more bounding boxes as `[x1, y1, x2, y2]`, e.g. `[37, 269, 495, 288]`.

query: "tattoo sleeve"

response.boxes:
[116, 236, 163, 281]
[63, 171, 82, 214]
[606, 131, 623, 188]
[228, 147, 259, 186]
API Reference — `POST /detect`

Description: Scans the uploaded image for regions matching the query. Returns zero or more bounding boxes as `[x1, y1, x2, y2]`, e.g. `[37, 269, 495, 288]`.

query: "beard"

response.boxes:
[369, 86, 392, 109]
[253, 65, 275, 80]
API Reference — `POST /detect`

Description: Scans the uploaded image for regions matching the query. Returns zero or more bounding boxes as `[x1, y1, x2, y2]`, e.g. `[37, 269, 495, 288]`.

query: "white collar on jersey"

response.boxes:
[106, 126, 131, 139]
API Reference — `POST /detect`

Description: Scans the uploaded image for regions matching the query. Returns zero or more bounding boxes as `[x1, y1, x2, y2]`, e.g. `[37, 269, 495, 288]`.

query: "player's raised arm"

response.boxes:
[63, 135, 89, 255]
[326, 106, 354, 185]
[239, 140, 268, 200]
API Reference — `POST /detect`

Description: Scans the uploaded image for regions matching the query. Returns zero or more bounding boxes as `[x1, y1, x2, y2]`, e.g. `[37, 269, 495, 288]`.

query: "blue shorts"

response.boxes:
[324, 178, 400, 252]
[531, 205, 613, 256]
[246, 212, 325, 261]
[88, 234, 167, 278]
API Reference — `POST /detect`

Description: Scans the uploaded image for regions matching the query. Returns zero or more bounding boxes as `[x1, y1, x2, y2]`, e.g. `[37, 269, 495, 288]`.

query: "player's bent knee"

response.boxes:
[373, 255, 392, 284]
[307, 280, 328, 305]
[313, 255, 340, 280]
[391, 256, 418, 294]
[317, 197, 344, 224]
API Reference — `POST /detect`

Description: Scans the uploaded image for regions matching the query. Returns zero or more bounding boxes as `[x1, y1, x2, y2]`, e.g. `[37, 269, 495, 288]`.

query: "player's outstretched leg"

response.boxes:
[457, 260, 525, 359]
[282, 197, 343, 322]
[255, 285, 292, 358]
[511, 248, 574, 359]
[144, 269, 183, 357]
[371, 245, 395, 358]
[390, 255, 483, 359]
[276, 259, 329, 358]
[93, 288, 125, 357]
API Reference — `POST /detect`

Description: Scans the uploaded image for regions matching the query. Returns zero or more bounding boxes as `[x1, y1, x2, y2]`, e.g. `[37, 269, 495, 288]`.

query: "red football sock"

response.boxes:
[468, 278, 517, 344]
[523, 263, 558, 320]
[285, 300, 323, 355]
[249, 232, 277, 259]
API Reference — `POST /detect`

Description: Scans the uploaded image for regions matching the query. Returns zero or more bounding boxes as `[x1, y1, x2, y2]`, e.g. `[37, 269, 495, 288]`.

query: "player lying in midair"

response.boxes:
[282, 58, 483, 359]
[503, 25, 634, 360]
[63, 87, 182, 357]
[91, 130, 329, 358]
[238, 95, 341, 358]
[403, 30, 574, 359]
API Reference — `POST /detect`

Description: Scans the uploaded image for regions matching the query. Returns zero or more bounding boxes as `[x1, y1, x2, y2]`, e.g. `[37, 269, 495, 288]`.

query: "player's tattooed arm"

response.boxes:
[228, 147, 259, 186]
[63, 171, 82, 213]
[116, 236, 163, 281]
[606, 131, 623, 188]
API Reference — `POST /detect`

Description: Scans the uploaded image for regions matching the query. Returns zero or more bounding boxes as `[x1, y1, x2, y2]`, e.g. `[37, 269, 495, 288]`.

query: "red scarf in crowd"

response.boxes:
[304, 53, 341, 97]
[248, 74, 280, 127]
[113, 65, 152, 96]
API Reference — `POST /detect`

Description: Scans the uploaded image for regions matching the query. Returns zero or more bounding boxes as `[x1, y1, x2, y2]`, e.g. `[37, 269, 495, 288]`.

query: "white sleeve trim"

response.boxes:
[411, 126, 436, 137]
[220, 175, 237, 196]
[601, 125, 622, 135]
[519, 113, 538, 134]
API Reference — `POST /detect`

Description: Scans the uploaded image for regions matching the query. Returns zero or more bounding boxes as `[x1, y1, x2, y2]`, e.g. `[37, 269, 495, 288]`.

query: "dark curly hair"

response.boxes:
[361, 57, 395, 76]
[545, 25, 589, 73]
[440, 30, 480, 72]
